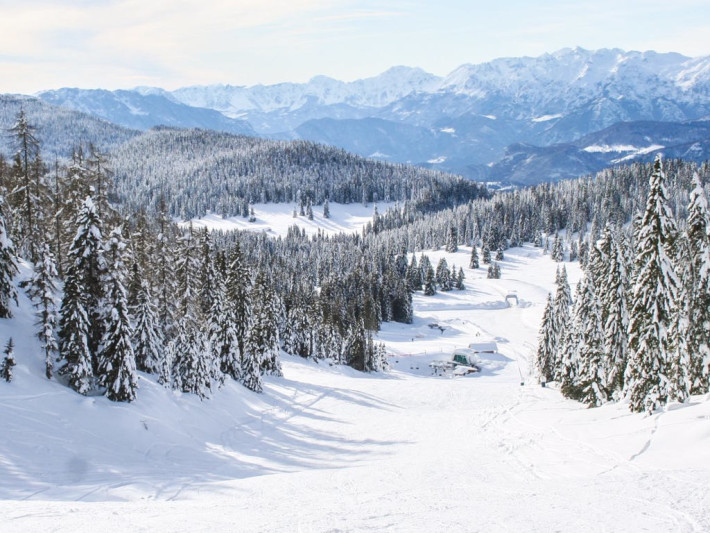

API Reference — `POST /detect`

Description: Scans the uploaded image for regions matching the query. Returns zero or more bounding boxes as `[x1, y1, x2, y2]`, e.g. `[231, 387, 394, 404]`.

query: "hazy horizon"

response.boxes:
[2, 0, 709, 94]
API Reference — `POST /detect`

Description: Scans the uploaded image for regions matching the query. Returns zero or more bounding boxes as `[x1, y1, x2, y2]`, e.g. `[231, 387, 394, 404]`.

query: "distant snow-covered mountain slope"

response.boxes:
[26, 48, 710, 184]
[0, 95, 139, 157]
[169, 48, 710, 179]
[172, 66, 442, 125]
[476, 120, 710, 185]
[38, 88, 255, 135]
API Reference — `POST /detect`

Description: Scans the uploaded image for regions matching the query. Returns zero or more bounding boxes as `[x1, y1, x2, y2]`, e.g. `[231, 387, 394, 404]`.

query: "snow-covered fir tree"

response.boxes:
[249, 271, 282, 377]
[445, 225, 458, 253]
[131, 278, 164, 376]
[455, 267, 465, 290]
[1, 338, 15, 382]
[551, 266, 573, 380]
[26, 244, 58, 379]
[423, 262, 436, 296]
[684, 173, 710, 393]
[482, 243, 491, 264]
[536, 294, 556, 383]
[625, 157, 686, 413]
[0, 196, 18, 318]
[598, 226, 629, 395]
[469, 246, 479, 269]
[405, 255, 421, 292]
[8, 110, 43, 262]
[67, 196, 105, 363]
[551, 233, 564, 262]
[97, 227, 138, 402]
[209, 266, 239, 382]
[171, 314, 213, 399]
[226, 242, 251, 375]
[435, 258, 452, 291]
[571, 260, 608, 406]
[57, 271, 93, 394]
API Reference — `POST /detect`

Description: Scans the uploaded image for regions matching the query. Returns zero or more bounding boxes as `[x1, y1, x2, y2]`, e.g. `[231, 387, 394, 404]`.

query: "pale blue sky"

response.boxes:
[1, 0, 708, 93]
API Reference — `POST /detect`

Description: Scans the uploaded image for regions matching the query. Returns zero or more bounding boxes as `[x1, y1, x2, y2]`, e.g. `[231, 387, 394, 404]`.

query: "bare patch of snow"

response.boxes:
[583, 144, 637, 153]
[532, 114, 562, 123]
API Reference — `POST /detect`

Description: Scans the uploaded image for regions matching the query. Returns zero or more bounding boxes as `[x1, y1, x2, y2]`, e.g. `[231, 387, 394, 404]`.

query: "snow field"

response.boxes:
[185, 201, 396, 238]
[1, 204, 709, 532]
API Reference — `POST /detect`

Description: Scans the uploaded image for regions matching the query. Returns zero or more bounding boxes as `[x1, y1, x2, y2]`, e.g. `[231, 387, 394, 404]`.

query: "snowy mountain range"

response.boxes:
[33, 48, 710, 183]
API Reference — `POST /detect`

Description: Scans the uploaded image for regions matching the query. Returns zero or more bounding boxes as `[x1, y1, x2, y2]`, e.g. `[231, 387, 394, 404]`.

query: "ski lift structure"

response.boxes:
[429, 347, 482, 377]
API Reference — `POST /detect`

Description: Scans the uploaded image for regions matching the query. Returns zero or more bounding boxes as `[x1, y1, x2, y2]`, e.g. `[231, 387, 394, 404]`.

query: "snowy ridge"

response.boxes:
[169, 48, 710, 121]
[172, 66, 442, 116]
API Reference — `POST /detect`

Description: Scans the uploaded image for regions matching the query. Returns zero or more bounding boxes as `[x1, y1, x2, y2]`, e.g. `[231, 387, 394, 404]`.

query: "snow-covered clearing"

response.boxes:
[185, 201, 396, 238]
[1, 240, 709, 531]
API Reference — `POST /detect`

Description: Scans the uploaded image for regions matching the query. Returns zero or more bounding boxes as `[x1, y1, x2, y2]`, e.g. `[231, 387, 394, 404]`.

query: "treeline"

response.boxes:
[536, 157, 710, 413]
[359, 158, 707, 258]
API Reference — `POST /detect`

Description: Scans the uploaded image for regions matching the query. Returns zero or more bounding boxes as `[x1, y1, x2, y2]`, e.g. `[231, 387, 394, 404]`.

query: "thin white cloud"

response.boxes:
[0, 0, 708, 93]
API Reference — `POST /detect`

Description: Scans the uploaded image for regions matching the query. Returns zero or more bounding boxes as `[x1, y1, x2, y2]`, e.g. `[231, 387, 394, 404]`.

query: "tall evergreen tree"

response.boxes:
[598, 226, 629, 395]
[455, 267, 465, 290]
[0, 196, 18, 318]
[131, 279, 164, 376]
[551, 233, 564, 262]
[170, 316, 212, 399]
[536, 294, 556, 383]
[249, 271, 282, 377]
[209, 267, 240, 381]
[551, 265, 573, 370]
[405, 254, 421, 292]
[423, 262, 436, 296]
[469, 246, 479, 269]
[482, 243, 491, 264]
[154, 197, 177, 339]
[67, 196, 105, 364]
[27, 244, 58, 379]
[625, 157, 685, 413]
[435, 258, 452, 291]
[97, 227, 138, 402]
[684, 173, 710, 393]
[226, 242, 251, 366]
[573, 267, 608, 406]
[58, 271, 93, 394]
[445, 225, 458, 253]
[1, 338, 15, 382]
[8, 110, 43, 261]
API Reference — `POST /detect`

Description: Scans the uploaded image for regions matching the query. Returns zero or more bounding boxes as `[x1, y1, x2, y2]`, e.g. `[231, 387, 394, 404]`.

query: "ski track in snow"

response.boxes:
[1, 230, 709, 532]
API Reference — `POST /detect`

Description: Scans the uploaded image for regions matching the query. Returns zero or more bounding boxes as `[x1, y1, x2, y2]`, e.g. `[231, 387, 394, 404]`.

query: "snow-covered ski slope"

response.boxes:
[1, 203, 709, 532]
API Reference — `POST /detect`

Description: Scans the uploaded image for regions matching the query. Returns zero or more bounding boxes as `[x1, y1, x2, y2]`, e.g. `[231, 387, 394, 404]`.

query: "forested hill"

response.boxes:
[1, 95, 488, 219]
[109, 127, 489, 218]
[0, 95, 139, 157]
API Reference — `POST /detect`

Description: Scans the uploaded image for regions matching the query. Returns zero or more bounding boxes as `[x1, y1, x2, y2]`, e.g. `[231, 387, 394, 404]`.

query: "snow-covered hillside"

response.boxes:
[1, 207, 709, 531]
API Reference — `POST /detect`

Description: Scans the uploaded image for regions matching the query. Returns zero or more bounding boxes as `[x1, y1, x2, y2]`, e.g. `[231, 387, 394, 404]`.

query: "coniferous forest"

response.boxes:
[1, 109, 709, 414]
